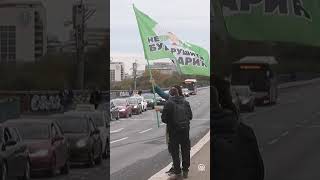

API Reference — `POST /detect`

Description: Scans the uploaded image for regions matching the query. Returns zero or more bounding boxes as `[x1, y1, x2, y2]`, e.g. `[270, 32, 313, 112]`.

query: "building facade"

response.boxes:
[0, 0, 47, 62]
[110, 62, 124, 82]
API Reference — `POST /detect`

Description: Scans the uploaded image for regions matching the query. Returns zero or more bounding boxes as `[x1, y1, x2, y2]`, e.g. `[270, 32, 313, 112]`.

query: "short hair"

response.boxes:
[173, 85, 183, 96]
[169, 87, 179, 96]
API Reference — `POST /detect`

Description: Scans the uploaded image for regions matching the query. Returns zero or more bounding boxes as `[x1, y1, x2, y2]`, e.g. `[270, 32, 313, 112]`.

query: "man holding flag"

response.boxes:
[133, 4, 209, 179]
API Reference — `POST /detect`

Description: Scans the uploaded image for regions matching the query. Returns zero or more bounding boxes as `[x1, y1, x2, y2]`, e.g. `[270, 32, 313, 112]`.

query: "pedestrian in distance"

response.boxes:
[162, 87, 193, 180]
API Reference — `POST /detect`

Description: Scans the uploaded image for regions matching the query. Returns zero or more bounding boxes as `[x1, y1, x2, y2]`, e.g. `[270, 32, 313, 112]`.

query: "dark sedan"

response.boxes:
[142, 93, 155, 109]
[0, 125, 30, 180]
[112, 99, 132, 118]
[4, 119, 69, 176]
[56, 116, 103, 167]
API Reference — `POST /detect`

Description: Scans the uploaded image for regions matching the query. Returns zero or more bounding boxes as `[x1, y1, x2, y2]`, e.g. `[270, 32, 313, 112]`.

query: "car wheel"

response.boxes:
[95, 143, 103, 165]
[129, 113, 132, 117]
[88, 150, 95, 168]
[60, 159, 70, 175]
[19, 160, 30, 180]
[1, 162, 7, 180]
[48, 155, 56, 177]
[116, 113, 119, 120]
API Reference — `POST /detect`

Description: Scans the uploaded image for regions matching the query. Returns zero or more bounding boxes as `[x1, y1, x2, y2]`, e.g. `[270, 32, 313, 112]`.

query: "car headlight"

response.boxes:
[30, 149, 49, 157]
[76, 139, 87, 148]
[119, 109, 126, 112]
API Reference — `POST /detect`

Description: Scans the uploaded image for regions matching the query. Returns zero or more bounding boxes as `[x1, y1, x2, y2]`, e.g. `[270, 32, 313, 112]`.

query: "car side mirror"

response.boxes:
[5, 140, 17, 147]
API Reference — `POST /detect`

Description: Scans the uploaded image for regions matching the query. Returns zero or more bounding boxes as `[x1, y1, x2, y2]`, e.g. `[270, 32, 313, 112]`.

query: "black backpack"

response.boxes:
[172, 101, 189, 130]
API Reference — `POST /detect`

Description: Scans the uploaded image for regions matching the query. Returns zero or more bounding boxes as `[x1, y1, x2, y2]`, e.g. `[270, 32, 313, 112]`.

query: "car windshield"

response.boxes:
[14, 123, 49, 140]
[127, 98, 138, 104]
[112, 99, 127, 106]
[58, 117, 88, 134]
[90, 113, 105, 127]
[143, 94, 154, 99]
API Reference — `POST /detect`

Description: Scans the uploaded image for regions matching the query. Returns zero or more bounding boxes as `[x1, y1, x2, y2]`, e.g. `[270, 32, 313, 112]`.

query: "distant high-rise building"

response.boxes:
[0, 0, 47, 62]
[110, 62, 124, 82]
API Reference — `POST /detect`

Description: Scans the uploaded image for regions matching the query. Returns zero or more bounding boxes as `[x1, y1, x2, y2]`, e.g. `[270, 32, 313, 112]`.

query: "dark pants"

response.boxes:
[169, 128, 191, 174]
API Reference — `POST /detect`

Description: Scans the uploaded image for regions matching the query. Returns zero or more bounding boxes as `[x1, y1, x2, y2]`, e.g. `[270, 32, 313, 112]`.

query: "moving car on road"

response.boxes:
[182, 88, 190, 97]
[233, 85, 255, 112]
[112, 98, 132, 118]
[184, 79, 198, 95]
[127, 97, 143, 115]
[231, 87, 241, 113]
[142, 93, 155, 109]
[4, 119, 69, 177]
[0, 125, 30, 180]
[56, 115, 103, 167]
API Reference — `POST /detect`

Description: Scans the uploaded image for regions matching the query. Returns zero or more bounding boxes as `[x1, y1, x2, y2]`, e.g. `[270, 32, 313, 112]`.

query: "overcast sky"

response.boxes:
[110, 0, 210, 71]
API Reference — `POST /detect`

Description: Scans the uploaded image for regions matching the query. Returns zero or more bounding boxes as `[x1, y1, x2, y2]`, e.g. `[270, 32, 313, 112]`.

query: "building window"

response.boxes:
[0, 26, 16, 63]
[110, 70, 115, 82]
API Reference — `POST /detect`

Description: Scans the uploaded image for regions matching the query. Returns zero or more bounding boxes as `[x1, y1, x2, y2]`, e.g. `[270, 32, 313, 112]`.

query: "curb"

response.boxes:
[148, 130, 210, 180]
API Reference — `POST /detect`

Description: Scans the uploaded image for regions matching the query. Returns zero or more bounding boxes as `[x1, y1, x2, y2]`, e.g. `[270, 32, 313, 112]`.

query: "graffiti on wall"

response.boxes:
[30, 94, 61, 112]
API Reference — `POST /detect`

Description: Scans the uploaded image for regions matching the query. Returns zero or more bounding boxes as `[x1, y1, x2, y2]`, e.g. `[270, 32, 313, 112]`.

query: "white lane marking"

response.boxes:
[110, 137, 128, 144]
[148, 130, 210, 180]
[268, 138, 279, 145]
[281, 131, 289, 137]
[110, 128, 124, 134]
[139, 128, 153, 134]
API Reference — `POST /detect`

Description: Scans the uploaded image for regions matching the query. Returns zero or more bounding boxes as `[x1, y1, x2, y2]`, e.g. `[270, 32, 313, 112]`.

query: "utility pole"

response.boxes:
[71, 0, 96, 90]
[133, 61, 137, 90]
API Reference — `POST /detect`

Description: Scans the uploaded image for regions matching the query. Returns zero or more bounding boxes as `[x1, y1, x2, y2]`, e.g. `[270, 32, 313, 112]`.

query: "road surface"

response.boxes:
[242, 81, 320, 180]
[110, 88, 210, 180]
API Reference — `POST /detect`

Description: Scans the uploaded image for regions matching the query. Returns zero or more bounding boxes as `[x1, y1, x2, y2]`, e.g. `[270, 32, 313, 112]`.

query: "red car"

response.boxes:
[111, 99, 132, 118]
[4, 119, 69, 176]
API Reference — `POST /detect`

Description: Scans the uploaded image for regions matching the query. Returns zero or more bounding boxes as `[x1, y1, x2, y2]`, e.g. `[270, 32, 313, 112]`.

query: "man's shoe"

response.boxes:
[167, 173, 183, 180]
[182, 171, 188, 178]
[166, 167, 175, 174]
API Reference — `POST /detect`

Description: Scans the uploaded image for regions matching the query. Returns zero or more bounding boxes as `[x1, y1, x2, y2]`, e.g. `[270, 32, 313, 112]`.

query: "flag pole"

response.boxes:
[146, 59, 160, 128]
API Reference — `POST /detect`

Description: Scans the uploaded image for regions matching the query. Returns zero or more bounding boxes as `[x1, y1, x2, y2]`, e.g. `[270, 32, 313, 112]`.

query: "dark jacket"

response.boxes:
[161, 96, 192, 133]
[212, 109, 264, 180]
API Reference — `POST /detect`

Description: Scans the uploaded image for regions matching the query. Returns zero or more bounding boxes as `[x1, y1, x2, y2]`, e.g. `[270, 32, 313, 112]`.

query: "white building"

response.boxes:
[0, 0, 47, 62]
[147, 62, 177, 75]
[110, 62, 124, 82]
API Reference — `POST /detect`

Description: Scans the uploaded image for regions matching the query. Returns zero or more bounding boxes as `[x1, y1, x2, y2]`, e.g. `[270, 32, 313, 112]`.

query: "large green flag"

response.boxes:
[219, 0, 320, 46]
[133, 5, 210, 76]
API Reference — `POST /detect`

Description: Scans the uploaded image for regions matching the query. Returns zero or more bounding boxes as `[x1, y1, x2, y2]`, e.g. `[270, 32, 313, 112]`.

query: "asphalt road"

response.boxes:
[241, 81, 320, 180]
[110, 87, 210, 180]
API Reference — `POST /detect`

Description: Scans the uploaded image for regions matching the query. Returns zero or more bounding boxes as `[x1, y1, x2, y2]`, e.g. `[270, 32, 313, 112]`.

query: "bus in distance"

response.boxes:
[184, 79, 197, 95]
[231, 56, 278, 105]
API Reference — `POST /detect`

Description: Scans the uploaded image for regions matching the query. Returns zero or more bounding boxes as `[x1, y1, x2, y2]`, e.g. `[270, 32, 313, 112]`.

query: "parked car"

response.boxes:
[55, 115, 103, 167]
[110, 102, 120, 120]
[231, 87, 241, 113]
[155, 94, 166, 106]
[112, 98, 132, 118]
[233, 85, 255, 112]
[127, 97, 143, 115]
[64, 110, 109, 159]
[135, 96, 147, 111]
[4, 119, 69, 176]
[0, 124, 30, 180]
[142, 93, 155, 109]
[182, 88, 190, 97]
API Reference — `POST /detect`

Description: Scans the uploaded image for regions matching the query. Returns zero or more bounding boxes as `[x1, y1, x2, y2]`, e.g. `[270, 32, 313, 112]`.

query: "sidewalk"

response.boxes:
[148, 131, 210, 180]
[187, 140, 210, 180]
